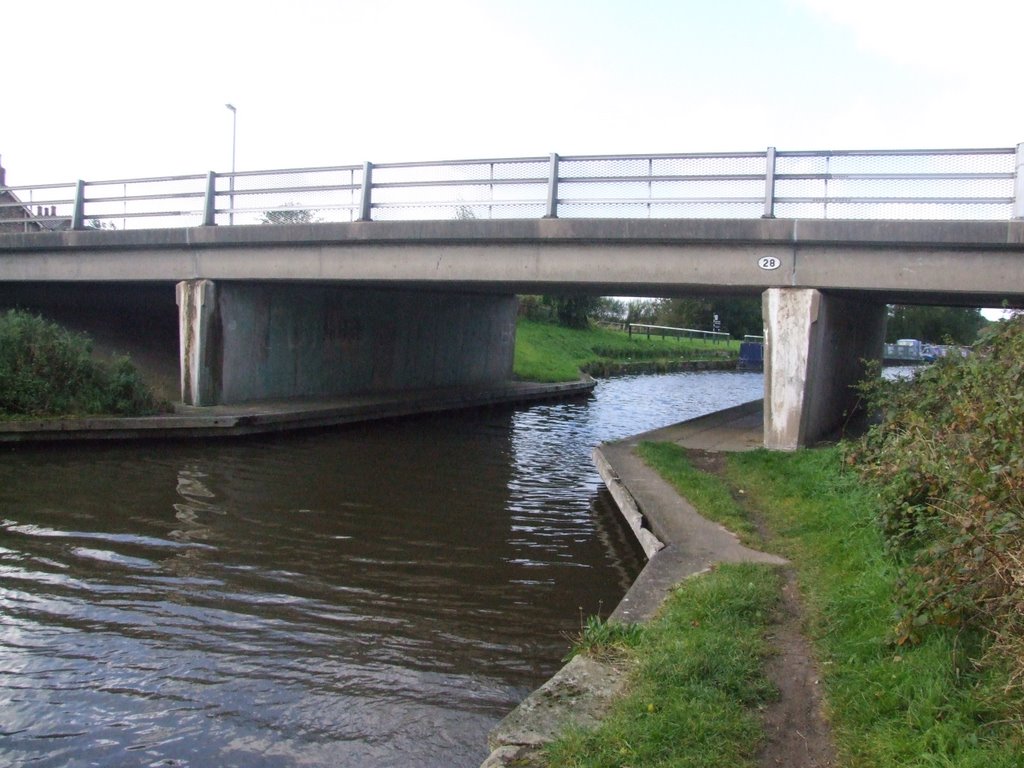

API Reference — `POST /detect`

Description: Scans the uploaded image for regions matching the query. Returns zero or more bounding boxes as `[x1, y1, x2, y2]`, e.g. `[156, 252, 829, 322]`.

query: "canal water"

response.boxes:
[0, 370, 763, 767]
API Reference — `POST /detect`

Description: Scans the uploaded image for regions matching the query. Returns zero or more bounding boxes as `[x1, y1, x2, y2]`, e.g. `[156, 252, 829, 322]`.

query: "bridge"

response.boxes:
[2, 145, 1023, 449]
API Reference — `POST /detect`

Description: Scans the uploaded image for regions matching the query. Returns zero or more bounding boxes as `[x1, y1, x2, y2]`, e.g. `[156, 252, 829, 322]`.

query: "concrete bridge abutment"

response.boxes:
[176, 280, 517, 407]
[763, 288, 886, 450]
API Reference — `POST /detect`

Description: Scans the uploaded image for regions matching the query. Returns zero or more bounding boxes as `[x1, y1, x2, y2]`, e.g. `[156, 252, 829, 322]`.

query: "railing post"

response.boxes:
[71, 180, 86, 230]
[358, 161, 374, 222]
[1014, 143, 1024, 219]
[762, 146, 777, 219]
[202, 171, 218, 226]
[544, 152, 559, 219]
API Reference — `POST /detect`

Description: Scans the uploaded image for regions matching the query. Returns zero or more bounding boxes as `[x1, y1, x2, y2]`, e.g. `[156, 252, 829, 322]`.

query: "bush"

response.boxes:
[0, 309, 165, 417]
[847, 316, 1024, 697]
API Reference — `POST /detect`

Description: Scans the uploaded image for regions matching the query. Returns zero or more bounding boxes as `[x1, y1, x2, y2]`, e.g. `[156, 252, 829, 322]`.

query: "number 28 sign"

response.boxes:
[757, 256, 782, 271]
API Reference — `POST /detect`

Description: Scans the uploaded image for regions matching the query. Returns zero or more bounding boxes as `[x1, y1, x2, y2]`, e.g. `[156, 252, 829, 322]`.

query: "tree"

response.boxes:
[623, 297, 762, 338]
[626, 299, 661, 324]
[547, 294, 598, 329]
[259, 207, 320, 225]
[885, 305, 988, 345]
[709, 297, 762, 339]
[589, 297, 627, 323]
[654, 298, 711, 329]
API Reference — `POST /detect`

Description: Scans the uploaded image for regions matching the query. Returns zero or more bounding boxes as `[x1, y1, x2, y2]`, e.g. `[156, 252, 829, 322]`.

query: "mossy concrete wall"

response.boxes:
[177, 280, 516, 406]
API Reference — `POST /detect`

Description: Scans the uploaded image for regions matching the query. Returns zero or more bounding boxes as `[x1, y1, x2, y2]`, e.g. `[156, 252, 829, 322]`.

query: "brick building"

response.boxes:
[0, 156, 70, 232]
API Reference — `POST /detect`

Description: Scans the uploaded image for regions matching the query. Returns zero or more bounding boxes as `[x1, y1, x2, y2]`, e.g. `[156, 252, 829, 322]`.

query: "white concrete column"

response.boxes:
[763, 288, 886, 450]
[176, 279, 220, 406]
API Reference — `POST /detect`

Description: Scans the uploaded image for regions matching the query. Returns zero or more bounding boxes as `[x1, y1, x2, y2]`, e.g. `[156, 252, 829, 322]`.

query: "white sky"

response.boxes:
[3, 0, 1023, 185]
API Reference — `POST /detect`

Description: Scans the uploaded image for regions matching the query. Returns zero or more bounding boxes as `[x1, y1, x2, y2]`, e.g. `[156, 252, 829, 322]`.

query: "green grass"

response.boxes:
[545, 445, 1022, 767]
[546, 563, 782, 768]
[636, 442, 760, 547]
[564, 614, 645, 662]
[727, 447, 1023, 767]
[513, 318, 739, 382]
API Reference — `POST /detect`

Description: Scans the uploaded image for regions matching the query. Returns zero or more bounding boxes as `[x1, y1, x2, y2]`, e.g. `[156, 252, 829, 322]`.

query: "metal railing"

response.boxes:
[1, 145, 1022, 232]
[626, 323, 732, 344]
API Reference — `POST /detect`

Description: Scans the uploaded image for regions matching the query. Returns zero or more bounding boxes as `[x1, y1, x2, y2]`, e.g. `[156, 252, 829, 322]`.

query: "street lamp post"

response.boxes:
[225, 103, 237, 225]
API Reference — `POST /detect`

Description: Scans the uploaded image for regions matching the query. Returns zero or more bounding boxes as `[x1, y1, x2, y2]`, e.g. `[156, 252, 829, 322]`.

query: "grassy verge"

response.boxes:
[547, 562, 781, 768]
[513, 318, 738, 382]
[636, 441, 759, 547]
[547, 444, 1021, 766]
[728, 447, 1022, 767]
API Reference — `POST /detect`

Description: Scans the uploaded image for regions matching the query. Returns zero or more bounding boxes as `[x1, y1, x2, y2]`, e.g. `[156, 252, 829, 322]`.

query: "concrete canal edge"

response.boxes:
[0, 378, 595, 443]
[481, 399, 786, 767]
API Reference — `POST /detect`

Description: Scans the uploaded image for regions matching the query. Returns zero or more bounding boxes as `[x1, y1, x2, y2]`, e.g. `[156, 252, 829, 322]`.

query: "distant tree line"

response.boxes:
[524, 296, 991, 345]
[885, 305, 988, 345]
[521, 295, 763, 339]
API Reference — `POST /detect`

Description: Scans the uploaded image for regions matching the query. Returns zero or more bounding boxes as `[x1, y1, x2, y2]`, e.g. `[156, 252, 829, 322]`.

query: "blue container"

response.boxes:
[738, 341, 764, 371]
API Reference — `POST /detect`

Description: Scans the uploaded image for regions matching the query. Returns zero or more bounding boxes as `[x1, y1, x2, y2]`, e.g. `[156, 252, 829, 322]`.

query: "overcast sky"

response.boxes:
[3, 0, 1022, 185]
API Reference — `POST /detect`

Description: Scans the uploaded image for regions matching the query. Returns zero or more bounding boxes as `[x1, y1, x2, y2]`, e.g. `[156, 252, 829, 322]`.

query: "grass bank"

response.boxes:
[547, 562, 781, 768]
[0, 309, 167, 418]
[513, 318, 738, 382]
[547, 445, 1022, 767]
[729, 448, 1021, 767]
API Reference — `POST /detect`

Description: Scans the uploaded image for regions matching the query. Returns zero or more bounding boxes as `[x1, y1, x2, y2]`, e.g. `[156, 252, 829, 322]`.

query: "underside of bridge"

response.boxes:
[0, 277, 970, 450]
[176, 280, 517, 406]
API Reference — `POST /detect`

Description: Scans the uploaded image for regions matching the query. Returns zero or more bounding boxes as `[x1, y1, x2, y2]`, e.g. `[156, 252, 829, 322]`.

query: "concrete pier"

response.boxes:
[763, 288, 886, 450]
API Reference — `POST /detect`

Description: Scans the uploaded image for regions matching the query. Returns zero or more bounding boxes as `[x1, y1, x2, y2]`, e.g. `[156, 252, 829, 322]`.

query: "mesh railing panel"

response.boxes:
[774, 200, 1014, 221]
[221, 167, 362, 225]
[371, 202, 547, 221]
[84, 176, 207, 229]
[776, 149, 1014, 176]
[559, 200, 764, 219]
[773, 149, 1015, 220]
[370, 159, 547, 218]
[557, 154, 767, 214]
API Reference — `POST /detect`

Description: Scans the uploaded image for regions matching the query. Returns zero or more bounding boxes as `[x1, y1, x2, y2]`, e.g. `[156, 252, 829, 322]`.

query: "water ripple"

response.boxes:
[0, 370, 763, 767]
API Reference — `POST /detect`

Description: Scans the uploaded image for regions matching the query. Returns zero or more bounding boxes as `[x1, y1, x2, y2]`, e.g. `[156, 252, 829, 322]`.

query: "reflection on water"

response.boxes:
[0, 371, 762, 767]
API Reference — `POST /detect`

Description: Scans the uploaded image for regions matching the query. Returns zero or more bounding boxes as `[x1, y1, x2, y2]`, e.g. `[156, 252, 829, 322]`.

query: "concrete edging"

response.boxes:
[481, 399, 784, 766]
[0, 379, 596, 444]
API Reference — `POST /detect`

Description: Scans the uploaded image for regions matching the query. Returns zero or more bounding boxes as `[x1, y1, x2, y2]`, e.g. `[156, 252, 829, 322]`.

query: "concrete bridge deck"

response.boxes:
[2, 217, 1023, 307]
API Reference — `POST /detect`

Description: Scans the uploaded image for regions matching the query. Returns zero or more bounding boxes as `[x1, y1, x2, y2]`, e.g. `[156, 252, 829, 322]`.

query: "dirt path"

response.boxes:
[687, 449, 837, 768]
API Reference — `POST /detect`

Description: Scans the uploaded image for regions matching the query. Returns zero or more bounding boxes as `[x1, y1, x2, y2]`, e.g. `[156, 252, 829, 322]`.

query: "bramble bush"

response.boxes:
[847, 316, 1024, 703]
[0, 309, 165, 417]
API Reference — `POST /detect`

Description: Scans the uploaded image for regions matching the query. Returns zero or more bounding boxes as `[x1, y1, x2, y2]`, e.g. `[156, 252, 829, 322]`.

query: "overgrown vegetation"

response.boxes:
[547, 563, 781, 768]
[730, 448, 1022, 766]
[846, 316, 1024, 702]
[513, 318, 737, 382]
[0, 309, 166, 417]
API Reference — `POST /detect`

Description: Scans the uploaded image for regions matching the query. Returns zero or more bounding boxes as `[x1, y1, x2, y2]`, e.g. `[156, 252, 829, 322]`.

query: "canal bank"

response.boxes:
[483, 400, 785, 767]
[0, 378, 595, 443]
